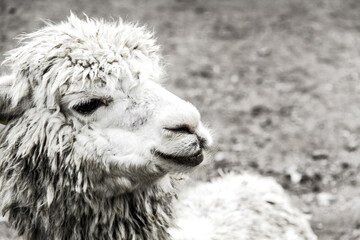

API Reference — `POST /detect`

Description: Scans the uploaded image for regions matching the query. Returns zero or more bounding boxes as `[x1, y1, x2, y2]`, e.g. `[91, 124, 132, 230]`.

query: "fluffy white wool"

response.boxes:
[170, 174, 317, 240]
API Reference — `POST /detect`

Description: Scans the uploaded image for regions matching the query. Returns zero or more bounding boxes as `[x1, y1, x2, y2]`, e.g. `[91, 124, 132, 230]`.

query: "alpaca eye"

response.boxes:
[73, 99, 105, 115]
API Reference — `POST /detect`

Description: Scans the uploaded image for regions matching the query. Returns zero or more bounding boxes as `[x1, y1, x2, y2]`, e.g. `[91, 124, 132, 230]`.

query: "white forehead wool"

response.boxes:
[2, 13, 164, 108]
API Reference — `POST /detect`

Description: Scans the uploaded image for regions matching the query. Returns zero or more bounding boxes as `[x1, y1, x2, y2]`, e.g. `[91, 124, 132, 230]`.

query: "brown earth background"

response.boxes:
[1, 0, 360, 239]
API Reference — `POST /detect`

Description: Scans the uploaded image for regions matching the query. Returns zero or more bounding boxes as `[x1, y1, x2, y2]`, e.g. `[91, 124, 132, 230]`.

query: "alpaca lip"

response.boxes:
[154, 150, 204, 167]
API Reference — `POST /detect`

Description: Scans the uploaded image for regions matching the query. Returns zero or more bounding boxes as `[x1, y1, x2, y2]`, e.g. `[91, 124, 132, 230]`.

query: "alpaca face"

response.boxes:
[0, 15, 212, 196]
[61, 74, 212, 182]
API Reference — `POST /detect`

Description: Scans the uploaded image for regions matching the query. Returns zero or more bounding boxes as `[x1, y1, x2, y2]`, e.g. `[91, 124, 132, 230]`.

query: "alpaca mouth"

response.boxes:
[153, 150, 204, 167]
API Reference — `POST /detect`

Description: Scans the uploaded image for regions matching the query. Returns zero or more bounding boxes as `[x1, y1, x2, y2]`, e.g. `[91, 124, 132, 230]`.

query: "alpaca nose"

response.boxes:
[163, 124, 210, 149]
[159, 99, 201, 137]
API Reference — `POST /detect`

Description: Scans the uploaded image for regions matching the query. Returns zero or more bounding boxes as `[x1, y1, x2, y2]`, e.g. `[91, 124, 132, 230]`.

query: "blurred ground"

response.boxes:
[1, 0, 360, 239]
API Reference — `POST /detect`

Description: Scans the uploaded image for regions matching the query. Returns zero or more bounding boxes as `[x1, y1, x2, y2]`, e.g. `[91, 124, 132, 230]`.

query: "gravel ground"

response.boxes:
[1, 0, 360, 239]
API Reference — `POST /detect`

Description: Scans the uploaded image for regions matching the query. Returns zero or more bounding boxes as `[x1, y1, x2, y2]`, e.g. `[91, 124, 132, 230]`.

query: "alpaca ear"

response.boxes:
[0, 74, 32, 125]
[0, 74, 18, 125]
[0, 75, 13, 124]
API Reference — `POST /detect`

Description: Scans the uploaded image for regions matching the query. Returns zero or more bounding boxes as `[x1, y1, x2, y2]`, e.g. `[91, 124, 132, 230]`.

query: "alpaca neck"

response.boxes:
[0, 146, 175, 240]
[0, 124, 177, 240]
[2, 176, 175, 240]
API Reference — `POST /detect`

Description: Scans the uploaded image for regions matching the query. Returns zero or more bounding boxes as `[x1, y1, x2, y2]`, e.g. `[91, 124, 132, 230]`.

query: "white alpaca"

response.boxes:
[170, 174, 316, 240]
[0, 15, 316, 240]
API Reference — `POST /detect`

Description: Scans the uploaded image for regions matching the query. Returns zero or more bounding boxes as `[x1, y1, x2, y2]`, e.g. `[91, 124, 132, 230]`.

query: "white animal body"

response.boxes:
[170, 173, 317, 240]
[0, 15, 316, 240]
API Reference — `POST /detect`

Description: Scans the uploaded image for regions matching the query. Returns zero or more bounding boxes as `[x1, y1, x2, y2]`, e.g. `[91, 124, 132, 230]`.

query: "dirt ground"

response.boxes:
[1, 0, 360, 239]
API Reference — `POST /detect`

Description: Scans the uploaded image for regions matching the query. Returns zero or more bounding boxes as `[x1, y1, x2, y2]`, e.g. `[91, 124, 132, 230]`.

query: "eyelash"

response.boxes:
[72, 99, 107, 115]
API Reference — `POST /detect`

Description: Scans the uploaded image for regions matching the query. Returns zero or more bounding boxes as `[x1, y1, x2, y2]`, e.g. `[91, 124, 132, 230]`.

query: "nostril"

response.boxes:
[164, 124, 195, 134]
[198, 136, 207, 149]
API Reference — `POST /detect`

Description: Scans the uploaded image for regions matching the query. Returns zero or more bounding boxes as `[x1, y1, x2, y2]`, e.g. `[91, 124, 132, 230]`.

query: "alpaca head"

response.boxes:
[0, 15, 212, 197]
